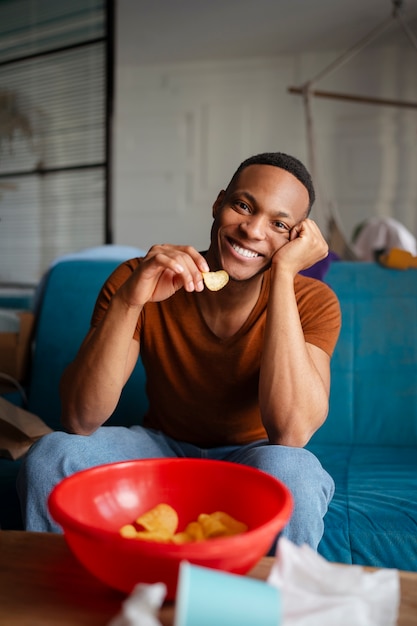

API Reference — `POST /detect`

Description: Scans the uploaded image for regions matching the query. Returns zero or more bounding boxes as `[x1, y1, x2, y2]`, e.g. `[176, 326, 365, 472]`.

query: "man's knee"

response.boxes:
[236, 444, 334, 502]
[239, 442, 320, 473]
[19, 430, 100, 486]
[21, 431, 70, 471]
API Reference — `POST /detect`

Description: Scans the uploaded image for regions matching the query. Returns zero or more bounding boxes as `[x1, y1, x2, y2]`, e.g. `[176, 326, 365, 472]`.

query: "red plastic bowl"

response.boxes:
[48, 458, 293, 599]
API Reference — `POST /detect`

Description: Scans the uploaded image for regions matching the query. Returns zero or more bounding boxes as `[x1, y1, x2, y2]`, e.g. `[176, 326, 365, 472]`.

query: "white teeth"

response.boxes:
[231, 242, 259, 258]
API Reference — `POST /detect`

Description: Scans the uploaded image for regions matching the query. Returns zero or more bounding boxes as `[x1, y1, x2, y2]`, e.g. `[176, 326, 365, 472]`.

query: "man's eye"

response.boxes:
[235, 201, 250, 212]
[273, 221, 289, 232]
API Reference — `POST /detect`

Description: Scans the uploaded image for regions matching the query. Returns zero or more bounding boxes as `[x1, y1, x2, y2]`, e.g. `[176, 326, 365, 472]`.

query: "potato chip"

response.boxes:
[210, 511, 248, 535]
[197, 513, 228, 538]
[171, 532, 193, 544]
[134, 530, 173, 543]
[120, 524, 138, 538]
[183, 521, 205, 541]
[136, 503, 178, 535]
[120, 504, 247, 543]
[172, 522, 205, 544]
[202, 270, 229, 291]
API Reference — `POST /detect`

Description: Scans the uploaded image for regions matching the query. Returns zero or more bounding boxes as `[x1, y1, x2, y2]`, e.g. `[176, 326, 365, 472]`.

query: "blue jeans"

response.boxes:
[17, 425, 334, 549]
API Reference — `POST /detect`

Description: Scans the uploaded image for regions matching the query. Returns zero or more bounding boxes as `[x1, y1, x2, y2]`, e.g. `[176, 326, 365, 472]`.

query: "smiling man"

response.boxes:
[18, 152, 341, 548]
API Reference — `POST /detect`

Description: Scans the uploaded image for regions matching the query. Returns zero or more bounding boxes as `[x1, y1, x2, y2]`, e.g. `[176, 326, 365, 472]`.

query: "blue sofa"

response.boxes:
[1, 250, 417, 573]
[307, 261, 417, 571]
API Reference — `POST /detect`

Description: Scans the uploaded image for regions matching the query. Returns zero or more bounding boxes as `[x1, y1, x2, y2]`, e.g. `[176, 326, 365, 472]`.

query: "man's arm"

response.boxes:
[60, 299, 141, 435]
[60, 245, 209, 435]
[259, 219, 339, 447]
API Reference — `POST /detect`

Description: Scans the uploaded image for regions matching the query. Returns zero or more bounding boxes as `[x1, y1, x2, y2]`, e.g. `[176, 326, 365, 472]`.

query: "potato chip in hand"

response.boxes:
[202, 270, 229, 291]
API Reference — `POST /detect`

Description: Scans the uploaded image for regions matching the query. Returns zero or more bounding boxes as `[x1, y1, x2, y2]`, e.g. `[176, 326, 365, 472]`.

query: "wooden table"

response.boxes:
[1, 531, 416, 625]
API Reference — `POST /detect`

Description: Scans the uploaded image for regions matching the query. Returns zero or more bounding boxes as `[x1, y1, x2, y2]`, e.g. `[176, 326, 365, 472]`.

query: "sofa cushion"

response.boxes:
[309, 443, 417, 571]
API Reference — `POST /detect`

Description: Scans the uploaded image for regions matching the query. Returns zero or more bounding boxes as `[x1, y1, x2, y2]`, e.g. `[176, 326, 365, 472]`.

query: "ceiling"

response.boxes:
[117, 0, 417, 66]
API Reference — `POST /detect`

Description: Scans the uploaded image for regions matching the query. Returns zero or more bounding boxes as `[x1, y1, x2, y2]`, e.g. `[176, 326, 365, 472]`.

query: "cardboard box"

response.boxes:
[0, 311, 35, 382]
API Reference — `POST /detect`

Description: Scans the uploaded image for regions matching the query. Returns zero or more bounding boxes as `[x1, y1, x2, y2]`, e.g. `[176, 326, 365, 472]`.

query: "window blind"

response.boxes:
[0, 0, 109, 285]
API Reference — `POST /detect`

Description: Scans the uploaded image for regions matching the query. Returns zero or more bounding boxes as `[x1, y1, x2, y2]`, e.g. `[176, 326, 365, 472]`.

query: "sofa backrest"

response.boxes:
[27, 246, 148, 431]
[310, 262, 417, 446]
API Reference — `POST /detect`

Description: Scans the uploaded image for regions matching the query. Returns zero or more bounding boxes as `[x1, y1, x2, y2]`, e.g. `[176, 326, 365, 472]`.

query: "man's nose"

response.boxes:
[239, 215, 266, 239]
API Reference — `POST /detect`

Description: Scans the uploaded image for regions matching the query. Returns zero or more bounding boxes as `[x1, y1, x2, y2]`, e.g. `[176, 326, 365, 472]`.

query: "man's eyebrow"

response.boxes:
[230, 190, 257, 205]
[271, 209, 291, 219]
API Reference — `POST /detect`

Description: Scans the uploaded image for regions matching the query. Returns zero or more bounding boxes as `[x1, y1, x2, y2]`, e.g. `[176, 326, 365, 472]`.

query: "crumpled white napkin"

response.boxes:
[107, 582, 166, 626]
[268, 537, 400, 626]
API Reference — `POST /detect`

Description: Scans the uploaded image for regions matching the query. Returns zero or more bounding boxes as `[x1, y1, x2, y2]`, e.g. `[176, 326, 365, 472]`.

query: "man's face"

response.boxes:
[209, 164, 310, 282]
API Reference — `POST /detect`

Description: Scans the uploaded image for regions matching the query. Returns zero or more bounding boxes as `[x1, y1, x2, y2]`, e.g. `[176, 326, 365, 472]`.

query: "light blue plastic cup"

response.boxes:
[174, 561, 281, 626]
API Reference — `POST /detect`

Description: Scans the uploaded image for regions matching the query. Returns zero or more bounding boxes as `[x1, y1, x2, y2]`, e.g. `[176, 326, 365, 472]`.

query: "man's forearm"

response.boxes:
[259, 269, 329, 447]
[60, 295, 141, 434]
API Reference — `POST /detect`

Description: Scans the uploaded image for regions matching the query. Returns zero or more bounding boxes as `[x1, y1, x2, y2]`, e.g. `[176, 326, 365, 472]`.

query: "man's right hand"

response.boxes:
[117, 244, 210, 308]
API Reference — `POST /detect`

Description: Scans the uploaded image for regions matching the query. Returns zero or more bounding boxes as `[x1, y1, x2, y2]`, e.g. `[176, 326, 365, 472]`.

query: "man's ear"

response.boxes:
[212, 190, 225, 217]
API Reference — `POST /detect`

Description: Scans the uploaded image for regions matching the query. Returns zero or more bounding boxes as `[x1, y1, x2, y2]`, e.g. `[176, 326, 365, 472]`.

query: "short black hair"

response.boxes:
[226, 152, 315, 214]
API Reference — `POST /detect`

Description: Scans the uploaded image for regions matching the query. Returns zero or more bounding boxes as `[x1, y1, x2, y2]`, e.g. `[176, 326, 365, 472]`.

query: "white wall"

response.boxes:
[113, 34, 417, 254]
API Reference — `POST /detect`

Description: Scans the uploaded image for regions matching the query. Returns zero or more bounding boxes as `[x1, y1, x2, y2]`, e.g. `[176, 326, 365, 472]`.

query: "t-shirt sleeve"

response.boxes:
[90, 257, 142, 340]
[295, 275, 341, 357]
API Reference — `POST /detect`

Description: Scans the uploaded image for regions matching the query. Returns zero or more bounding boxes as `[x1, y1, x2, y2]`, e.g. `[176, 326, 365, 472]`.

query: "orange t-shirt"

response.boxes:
[91, 258, 341, 447]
